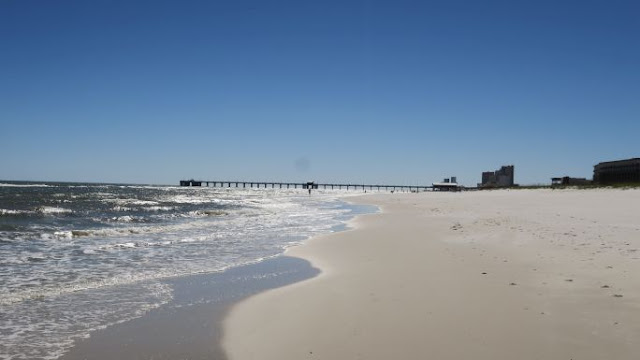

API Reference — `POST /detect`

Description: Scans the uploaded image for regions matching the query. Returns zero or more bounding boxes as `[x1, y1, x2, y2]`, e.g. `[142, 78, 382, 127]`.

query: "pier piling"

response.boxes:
[180, 180, 433, 192]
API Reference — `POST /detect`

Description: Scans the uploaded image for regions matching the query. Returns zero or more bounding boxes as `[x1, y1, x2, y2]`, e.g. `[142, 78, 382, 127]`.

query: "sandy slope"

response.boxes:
[223, 189, 640, 360]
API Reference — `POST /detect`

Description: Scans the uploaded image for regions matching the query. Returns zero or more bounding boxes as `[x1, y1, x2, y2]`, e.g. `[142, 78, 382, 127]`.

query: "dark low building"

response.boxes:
[593, 158, 640, 184]
[304, 181, 318, 189]
[551, 176, 591, 186]
[180, 179, 202, 186]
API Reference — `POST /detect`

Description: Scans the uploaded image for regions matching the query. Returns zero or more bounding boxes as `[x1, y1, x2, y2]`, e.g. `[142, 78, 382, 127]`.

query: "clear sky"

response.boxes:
[1, 0, 638, 186]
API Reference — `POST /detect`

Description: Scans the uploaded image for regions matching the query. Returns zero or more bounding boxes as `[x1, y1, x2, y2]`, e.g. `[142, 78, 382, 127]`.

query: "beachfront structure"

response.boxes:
[305, 181, 318, 189]
[432, 182, 460, 191]
[180, 179, 202, 186]
[432, 183, 459, 191]
[433, 177, 461, 191]
[480, 165, 514, 187]
[593, 158, 640, 184]
[551, 176, 592, 186]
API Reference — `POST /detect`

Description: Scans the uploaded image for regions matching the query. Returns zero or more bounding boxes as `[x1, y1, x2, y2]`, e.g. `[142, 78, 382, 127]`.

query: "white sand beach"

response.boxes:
[223, 189, 640, 360]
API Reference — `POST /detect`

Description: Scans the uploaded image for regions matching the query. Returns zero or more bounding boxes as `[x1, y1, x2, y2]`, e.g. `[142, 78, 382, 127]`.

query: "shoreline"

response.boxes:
[223, 189, 640, 360]
[60, 255, 320, 360]
[57, 195, 374, 360]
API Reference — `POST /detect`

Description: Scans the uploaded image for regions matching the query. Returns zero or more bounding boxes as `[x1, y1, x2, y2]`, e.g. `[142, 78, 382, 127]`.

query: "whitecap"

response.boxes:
[113, 206, 134, 212]
[0, 209, 33, 216]
[143, 206, 175, 212]
[115, 242, 137, 248]
[111, 215, 135, 222]
[102, 199, 160, 206]
[37, 207, 73, 215]
[163, 195, 220, 204]
[53, 231, 73, 239]
[0, 183, 51, 187]
[40, 231, 74, 240]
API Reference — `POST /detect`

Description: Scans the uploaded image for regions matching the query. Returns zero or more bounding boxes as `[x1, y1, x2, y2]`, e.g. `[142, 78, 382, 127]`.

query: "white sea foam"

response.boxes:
[1, 266, 172, 306]
[2, 206, 76, 217]
[102, 198, 160, 206]
[66, 221, 210, 239]
[37, 207, 73, 214]
[0, 183, 52, 187]
[0, 281, 173, 360]
[0, 209, 32, 216]
[164, 194, 220, 204]
[114, 215, 133, 222]
[112, 205, 175, 212]
[145, 206, 175, 211]
[39, 231, 74, 240]
[0, 185, 374, 360]
[190, 209, 229, 217]
[116, 185, 177, 190]
[53, 231, 73, 239]
[109, 215, 144, 223]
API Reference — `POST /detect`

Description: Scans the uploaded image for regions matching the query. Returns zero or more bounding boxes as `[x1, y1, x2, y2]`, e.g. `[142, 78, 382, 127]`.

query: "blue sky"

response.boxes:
[1, 0, 638, 186]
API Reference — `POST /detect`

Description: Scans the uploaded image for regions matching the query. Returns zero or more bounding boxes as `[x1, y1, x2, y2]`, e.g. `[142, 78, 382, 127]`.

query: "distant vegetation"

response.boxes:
[529, 183, 640, 190]
[471, 183, 640, 191]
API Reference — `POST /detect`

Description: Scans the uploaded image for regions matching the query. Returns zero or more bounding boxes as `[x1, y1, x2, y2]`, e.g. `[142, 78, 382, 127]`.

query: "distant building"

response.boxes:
[180, 179, 202, 186]
[481, 171, 495, 185]
[479, 165, 514, 188]
[433, 177, 460, 191]
[593, 158, 640, 184]
[304, 181, 318, 189]
[551, 176, 591, 186]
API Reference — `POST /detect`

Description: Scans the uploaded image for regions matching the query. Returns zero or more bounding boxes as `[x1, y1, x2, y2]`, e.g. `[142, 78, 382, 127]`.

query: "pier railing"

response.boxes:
[179, 180, 433, 192]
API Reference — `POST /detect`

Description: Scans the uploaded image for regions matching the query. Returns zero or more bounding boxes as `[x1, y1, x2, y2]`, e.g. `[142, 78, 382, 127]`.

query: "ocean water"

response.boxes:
[0, 181, 375, 360]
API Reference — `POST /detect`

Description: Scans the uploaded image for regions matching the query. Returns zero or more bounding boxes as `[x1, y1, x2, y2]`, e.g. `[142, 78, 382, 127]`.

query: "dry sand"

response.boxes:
[223, 189, 640, 360]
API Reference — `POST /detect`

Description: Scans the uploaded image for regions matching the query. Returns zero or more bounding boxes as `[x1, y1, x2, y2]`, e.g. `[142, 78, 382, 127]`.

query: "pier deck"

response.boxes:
[179, 180, 432, 192]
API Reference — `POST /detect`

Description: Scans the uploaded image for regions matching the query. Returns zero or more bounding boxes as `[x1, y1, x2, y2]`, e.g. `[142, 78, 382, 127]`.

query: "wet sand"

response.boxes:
[223, 189, 640, 360]
[60, 256, 319, 360]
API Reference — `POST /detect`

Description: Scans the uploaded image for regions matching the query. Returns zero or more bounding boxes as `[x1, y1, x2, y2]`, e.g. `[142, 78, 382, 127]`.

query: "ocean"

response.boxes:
[0, 181, 375, 360]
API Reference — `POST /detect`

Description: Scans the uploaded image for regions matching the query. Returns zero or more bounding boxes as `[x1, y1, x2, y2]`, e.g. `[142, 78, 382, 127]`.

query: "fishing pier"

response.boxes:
[180, 180, 433, 192]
